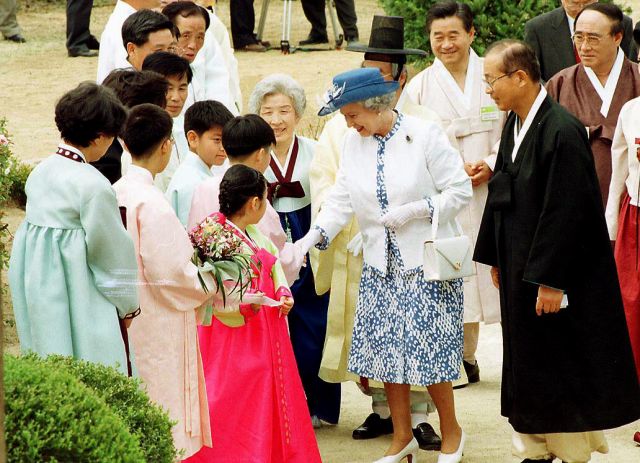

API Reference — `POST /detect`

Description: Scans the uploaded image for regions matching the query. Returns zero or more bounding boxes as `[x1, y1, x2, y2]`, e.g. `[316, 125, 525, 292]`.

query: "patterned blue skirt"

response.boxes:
[347, 241, 464, 386]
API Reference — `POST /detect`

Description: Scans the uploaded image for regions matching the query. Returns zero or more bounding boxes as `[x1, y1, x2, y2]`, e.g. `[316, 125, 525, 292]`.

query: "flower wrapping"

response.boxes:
[189, 213, 257, 326]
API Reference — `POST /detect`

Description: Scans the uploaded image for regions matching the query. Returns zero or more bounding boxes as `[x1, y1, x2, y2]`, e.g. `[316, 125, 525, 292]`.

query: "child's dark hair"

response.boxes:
[162, 1, 210, 31]
[55, 82, 127, 147]
[142, 51, 193, 83]
[222, 115, 276, 159]
[121, 9, 176, 50]
[102, 69, 168, 108]
[184, 100, 234, 136]
[121, 104, 173, 160]
[219, 165, 267, 217]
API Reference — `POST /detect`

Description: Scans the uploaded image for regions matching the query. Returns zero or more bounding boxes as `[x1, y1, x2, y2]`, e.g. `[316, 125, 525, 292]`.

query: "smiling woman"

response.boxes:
[248, 73, 343, 429]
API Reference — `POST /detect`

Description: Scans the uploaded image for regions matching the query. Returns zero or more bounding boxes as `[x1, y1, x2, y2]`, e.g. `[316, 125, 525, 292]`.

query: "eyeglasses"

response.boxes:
[483, 71, 517, 90]
[168, 135, 175, 145]
[572, 33, 604, 47]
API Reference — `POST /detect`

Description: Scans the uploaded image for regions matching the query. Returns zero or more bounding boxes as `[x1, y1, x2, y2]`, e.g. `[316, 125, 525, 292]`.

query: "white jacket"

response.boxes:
[315, 114, 472, 274]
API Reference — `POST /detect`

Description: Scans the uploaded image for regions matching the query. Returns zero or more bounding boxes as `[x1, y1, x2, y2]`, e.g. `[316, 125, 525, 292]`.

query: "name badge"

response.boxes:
[480, 105, 500, 122]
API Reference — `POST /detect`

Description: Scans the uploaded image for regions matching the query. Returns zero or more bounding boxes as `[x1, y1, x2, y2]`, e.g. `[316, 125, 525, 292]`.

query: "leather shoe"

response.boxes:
[84, 35, 100, 50]
[413, 422, 442, 451]
[520, 459, 555, 462]
[5, 34, 26, 43]
[352, 413, 393, 440]
[299, 35, 329, 46]
[237, 43, 266, 52]
[68, 47, 98, 57]
[463, 360, 480, 383]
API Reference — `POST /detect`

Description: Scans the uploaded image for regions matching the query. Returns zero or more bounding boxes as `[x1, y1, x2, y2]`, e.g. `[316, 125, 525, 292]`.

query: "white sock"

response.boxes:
[411, 412, 428, 428]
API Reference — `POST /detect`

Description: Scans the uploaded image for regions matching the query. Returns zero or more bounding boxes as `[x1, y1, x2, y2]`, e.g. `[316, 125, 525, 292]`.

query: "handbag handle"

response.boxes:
[429, 197, 464, 242]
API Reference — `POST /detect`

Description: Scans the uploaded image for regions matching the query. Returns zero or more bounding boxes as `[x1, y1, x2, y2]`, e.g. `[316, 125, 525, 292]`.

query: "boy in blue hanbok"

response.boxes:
[165, 100, 234, 227]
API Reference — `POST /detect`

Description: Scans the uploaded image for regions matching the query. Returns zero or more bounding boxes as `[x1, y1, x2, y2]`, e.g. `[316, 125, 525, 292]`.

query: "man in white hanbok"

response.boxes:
[406, 1, 503, 385]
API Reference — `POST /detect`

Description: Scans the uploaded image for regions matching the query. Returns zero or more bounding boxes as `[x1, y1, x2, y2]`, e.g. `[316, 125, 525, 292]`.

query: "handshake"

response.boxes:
[293, 199, 430, 257]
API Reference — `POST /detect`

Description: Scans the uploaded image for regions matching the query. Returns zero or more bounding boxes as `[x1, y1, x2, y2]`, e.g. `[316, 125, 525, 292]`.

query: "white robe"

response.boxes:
[406, 50, 504, 324]
[97, 0, 135, 83]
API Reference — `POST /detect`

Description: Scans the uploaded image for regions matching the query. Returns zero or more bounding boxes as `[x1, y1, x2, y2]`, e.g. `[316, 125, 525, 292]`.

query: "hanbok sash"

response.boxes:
[267, 137, 305, 202]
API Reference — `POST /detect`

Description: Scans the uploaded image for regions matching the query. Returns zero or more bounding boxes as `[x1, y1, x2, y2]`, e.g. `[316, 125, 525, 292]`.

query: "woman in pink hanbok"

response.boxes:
[185, 165, 321, 463]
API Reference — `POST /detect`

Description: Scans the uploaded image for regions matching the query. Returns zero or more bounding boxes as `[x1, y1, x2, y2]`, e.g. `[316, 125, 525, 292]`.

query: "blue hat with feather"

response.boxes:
[318, 67, 399, 116]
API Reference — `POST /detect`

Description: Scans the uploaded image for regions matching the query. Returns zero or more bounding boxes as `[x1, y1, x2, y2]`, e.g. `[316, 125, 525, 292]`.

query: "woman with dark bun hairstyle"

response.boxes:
[185, 164, 321, 463]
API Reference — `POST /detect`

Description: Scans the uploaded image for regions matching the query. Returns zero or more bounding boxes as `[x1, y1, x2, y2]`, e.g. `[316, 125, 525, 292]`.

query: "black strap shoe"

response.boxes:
[463, 360, 480, 383]
[352, 413, 393, 440]
[299, 35, 329, 46]
[413, 422, 442, 451]
[68, 47, 98, 57]
[521, 459, 555, 462]
[6, 34, 26, 43]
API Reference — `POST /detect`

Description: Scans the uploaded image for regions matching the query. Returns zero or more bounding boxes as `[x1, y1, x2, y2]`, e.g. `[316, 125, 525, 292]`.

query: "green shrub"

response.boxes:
[4, 354, 146, 462]
[41, 355, 179, 463]
[380, 0, 624, 67]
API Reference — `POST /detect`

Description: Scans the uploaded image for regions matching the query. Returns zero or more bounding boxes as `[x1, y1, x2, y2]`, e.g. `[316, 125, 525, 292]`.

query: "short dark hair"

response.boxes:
[222, 115, 276, 159]
[55, 82, 127, 147]
[486, 39, 541, 83]
[219, 165, 267, 217]
[575, 2, 625, 37]
[426, 1, 474, 34]
[121, 104, 173, 160]
[142, 51, 193, 83]
[102, 69, 168, 108]
[184, 100, 234, 136]
[121, 9, 176, 51]
[162, 1, 210, 30]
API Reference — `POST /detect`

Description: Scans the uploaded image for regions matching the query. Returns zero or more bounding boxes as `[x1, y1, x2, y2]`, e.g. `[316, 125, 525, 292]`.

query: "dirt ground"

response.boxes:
[1, 1, 640, 462]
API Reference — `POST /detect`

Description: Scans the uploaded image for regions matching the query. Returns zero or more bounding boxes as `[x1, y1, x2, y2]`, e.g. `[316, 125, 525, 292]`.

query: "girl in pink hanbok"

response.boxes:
[185, 164, 322, 463]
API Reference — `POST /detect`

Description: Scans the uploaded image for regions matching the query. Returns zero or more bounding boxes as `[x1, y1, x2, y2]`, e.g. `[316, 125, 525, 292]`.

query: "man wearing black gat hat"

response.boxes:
[308, 14, 444, 452]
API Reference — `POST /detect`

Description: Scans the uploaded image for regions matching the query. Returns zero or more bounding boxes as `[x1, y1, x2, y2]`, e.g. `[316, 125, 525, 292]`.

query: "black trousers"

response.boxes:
[300, 0, 358, 40]
[230, 0, 258, 48]
[66, 0, 93, 52]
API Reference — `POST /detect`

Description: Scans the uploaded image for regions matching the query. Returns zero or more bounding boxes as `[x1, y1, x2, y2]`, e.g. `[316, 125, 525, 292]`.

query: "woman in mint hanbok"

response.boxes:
[8, 83, 139, 376]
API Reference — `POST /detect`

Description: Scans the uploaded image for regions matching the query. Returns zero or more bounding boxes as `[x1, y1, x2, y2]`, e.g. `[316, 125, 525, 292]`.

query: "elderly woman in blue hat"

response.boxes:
[297, 67, 471, 463]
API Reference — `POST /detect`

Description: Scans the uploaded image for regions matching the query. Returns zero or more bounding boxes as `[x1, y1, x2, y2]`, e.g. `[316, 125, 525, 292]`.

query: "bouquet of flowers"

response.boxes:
[189, 213, 256, 326]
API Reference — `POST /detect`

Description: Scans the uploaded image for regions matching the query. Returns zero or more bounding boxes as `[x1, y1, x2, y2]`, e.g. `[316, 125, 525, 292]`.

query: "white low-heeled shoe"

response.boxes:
[373, 437, 419, 463]
[436, 429, 466, 463]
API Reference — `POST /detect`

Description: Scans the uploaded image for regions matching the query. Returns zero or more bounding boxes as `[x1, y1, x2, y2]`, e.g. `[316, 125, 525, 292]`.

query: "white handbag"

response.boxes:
[423, 202, 475, 281]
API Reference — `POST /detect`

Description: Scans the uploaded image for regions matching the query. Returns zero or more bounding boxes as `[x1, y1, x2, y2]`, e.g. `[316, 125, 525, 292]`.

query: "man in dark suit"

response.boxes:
[66, 0, 99, 57]
[524, 0, 636, 81]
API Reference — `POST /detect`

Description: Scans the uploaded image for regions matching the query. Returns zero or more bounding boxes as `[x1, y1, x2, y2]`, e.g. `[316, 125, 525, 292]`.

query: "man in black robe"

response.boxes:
[474, 39, 640, 463]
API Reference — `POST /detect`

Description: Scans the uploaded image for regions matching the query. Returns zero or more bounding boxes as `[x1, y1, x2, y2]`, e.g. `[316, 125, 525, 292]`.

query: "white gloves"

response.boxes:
[380, 199, 430, 230]
[346, 232, 363, 256]
[294, 228, 323, 256]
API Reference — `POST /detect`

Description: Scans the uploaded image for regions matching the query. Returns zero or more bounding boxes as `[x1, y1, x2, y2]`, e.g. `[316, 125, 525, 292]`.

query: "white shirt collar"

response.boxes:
[583, 47, 625, 118]
[512, 85, 548, 161]
[566, 13, 576, 36]
[432, 49, 478, 110]
[187, 151, 214, 176]
[58, 141, 87, 162]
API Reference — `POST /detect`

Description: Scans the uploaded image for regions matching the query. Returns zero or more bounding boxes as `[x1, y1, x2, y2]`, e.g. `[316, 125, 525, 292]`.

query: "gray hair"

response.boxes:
[361, 91, 396, 112]
[248, 73, 306, 117]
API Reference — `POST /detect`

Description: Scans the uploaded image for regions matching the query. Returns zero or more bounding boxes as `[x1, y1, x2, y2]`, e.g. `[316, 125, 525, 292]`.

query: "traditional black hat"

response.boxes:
[346, 15, 427, 57]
